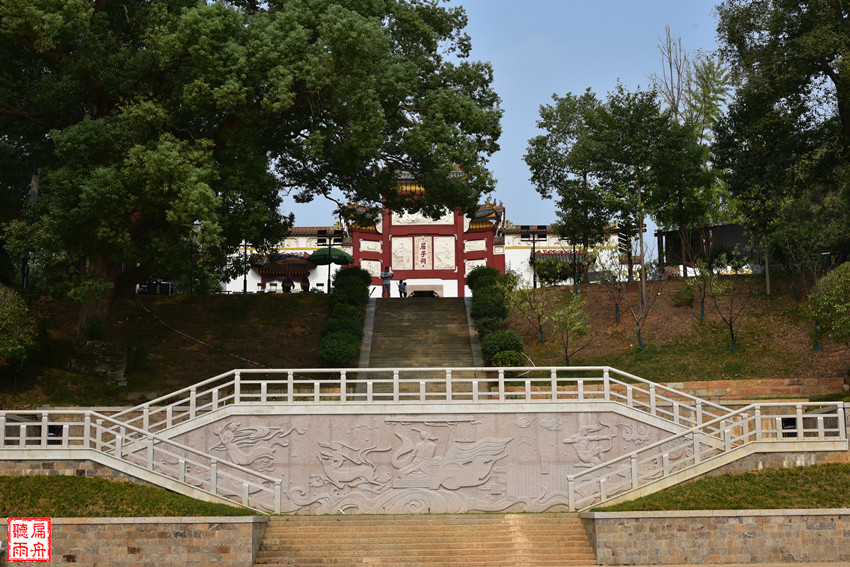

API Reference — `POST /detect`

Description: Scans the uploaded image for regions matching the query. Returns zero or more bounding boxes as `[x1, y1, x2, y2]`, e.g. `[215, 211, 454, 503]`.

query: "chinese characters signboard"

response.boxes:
[7, 518, 51, 562]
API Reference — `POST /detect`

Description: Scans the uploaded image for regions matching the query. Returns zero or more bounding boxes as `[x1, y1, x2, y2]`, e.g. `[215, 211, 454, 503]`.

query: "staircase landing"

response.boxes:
[254, 513, 597, 566]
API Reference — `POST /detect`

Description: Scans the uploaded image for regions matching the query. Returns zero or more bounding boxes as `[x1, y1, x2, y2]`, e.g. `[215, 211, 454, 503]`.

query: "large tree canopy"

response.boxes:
[714, 0, 850, 287]
[0, 0, 501, 304]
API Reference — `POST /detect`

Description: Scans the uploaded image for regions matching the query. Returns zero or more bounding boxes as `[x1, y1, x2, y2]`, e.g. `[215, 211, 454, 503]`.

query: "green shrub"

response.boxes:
[0, 285, 38, 372]
[808, 262, 850, 347]
[471, 291, 508, 321]
[491, 350, 527, 367]
[671, 279, 696, 306]
[534, 258, 572, 286]
[474, 316, 505, 337]
[318, 331, 360, 366]
[321, 316, 363, 339]
[480, 329, 523, 363]
[333, 265, 373, 286]
[84, 314, 106, 340]
[466, 265, 501, 292]
[331, 302, 362, 320]
[331, 277, 369, 306]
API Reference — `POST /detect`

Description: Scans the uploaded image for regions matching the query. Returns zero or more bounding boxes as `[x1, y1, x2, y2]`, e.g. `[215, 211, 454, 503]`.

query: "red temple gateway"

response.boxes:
[351, 176, 505, 298]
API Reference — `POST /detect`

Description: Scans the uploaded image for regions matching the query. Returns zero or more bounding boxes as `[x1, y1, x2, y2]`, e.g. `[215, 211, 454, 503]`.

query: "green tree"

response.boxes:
[0, 284, 37, 375]
[543, 291, 591, 366]
[533, 258, 573, 287]
[508, 284, 557, 345]
[808, 263, 850, 348]
[715, 0, 850, 295]
[0, 0, 502, 324]
[525, 90, 609, 283]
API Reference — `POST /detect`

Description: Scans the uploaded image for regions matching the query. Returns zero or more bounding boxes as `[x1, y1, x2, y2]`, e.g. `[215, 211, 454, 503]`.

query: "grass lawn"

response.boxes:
[596, 462, 850, 511]
[0, 476, 249, 517]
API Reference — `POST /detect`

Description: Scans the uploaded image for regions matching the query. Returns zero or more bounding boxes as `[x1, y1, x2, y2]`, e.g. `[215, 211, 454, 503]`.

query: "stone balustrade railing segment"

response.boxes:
[0, 366, 846, 514]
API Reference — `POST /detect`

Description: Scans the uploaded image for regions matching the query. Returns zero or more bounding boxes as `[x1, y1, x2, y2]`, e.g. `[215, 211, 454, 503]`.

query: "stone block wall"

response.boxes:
[582, 509, 850, 565]
[0, 517, 266, 566]
[0, 459, 152, 485]
[662, 377, 846, 401]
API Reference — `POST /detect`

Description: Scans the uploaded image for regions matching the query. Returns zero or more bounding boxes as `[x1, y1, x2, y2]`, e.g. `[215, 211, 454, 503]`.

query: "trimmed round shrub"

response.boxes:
[331, 302, 362, 320]
[318, 331, 360, 366]
[491, 350, 527, 368]
[471, 291, 508, 321]
[481, 329, 524, 364]
[333, 265, 373, 286]
[466, 265, 501, 292]
[321, 316, 363, 340]
[331, 277, 368, 306]
[474, 316, 505, 337]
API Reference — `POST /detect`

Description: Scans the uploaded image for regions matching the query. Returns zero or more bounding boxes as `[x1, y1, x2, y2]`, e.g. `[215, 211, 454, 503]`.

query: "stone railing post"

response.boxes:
[83, 414, 91, 448]
[274, 480, 282, 514]
[0, 415, 6, 446]
[754, 407, 762, 441]
[567, 475, 575, 511]
[287, 371, 294, 403]
[498, 370, 505, 402]
[603, 368, 610, 401]
[445, 369, 452, 401]
[234, 371, 241, 404]
[550, 369, 558, 401]
[40, 413, 49, 447]
[393, 370, 400, 402]
[340, 371, 347, 402]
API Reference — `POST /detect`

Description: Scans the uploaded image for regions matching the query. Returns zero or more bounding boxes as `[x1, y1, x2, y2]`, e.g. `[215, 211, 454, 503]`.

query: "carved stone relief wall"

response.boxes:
[433, 237, 455, 270]
[394, 211, 454, 226]
[391, 237, 413, 270]
[361, 260, 381, 278]
[173, 410, 671, 515]
[465, 258, 487, 275]
[464, 239, 487, 253]
[360, 240, 382, 254]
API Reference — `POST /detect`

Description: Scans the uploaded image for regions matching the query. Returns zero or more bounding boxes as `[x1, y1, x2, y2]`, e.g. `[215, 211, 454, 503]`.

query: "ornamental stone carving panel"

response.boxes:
[434, 237, 455, 270]
[173, 411, 670, 515]
[394, 210, 454, 226]
[465, 258, 487, 275]
[360, 240, 382, 254]
[464, 239, 487, 253]
[361, 260, 381, 278]
[392, 238, 413, 270]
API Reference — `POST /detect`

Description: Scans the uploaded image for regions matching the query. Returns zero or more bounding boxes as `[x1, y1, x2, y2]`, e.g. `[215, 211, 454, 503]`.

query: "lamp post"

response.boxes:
[242, 240, 248, 294]
[317, 228, 344, 292]
[521, 225, 548, 289]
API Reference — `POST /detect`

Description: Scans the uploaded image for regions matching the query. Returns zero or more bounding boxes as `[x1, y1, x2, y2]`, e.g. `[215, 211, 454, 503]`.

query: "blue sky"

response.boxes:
[285, 0, 721, 227]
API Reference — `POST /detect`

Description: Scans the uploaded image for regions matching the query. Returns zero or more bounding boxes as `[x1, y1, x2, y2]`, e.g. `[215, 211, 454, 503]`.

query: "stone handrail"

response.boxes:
[0, 410, 282, 513]
[567, 401, 847, 511]
[105, 366, 733, 438]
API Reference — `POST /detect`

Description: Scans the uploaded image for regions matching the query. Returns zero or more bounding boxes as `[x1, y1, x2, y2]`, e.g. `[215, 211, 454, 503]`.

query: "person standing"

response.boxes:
[398, 280, 407, 298]
[380, 266, 393, 298]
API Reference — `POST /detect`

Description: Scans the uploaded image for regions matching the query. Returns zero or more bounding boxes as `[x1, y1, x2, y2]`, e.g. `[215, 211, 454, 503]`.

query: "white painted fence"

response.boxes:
[0, 367, 845, 513]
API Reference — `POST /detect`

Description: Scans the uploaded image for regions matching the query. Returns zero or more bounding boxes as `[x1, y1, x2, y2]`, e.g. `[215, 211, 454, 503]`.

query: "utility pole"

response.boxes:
[521, 225, 548, 289]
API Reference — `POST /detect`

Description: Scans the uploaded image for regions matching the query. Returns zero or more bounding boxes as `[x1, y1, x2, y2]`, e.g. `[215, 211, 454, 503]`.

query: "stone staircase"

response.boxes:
[253, 513, 597, 566]
[366, 297, 476, 368]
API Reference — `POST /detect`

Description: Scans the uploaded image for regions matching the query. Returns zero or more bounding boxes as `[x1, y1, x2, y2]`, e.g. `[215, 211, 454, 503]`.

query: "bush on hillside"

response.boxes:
[331, 276, 369, 306]
[480, 329, 523, 364]
[808, 262, 850, 347]
[333, 265, 373, 286]
[491, 350, 527, 368]
[318, 331, 360, 366]
[471, 291, 508, 321]
[321, 316, 363, 340]
[466, 265, 501, 292]
[474, 316, 505, 337]
[330, 302, 362, 320]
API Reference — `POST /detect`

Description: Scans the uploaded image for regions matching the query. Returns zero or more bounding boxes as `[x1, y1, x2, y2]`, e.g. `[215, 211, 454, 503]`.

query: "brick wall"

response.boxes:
[0, 459, 152, 485]
[582, 509, 850, 565]
[662, 377, 846, 401]
[0, 517, 267, 567]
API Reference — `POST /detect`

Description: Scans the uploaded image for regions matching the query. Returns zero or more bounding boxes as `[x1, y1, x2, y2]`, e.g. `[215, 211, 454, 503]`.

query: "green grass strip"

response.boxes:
[598, 463, 850, 511]
[0, 476, 250, 517]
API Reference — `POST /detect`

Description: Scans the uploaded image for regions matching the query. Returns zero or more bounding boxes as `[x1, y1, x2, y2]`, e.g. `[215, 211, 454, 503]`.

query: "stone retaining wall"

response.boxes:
[663, 377, 847, 401]
[581, 509, 850, 565]
[0, 459, 152, 485]
[0, 517, 267, 566]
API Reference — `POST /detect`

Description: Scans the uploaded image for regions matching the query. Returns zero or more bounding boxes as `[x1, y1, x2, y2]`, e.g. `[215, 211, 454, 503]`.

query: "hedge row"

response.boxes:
[317, 266, 370, 366]
[466, 265, 524, 366]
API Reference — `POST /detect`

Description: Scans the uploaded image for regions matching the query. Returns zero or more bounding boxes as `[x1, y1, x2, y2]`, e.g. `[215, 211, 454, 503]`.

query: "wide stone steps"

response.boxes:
[368, 298, 475, 369]
[253, 514, 597, 567]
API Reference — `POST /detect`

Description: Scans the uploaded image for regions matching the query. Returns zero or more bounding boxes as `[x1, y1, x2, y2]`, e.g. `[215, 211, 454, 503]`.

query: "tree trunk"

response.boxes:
[764, 246, 771, 296]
